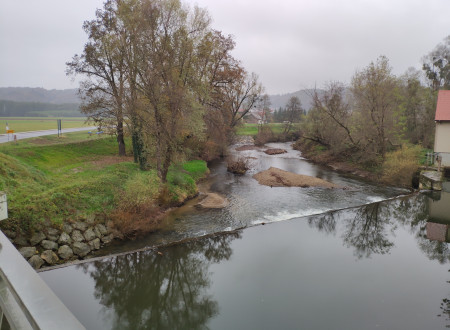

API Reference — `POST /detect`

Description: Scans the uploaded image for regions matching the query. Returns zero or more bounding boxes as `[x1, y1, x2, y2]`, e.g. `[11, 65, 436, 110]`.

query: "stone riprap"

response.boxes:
[3, 217, 115, 269]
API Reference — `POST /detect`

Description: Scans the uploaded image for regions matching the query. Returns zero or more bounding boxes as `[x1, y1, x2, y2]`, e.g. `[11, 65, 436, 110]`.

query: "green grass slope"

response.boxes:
[0, 133, 208, 236]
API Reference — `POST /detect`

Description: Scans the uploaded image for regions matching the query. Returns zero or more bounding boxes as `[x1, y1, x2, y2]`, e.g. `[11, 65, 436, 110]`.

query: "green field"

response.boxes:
[0, 117, 89, 133]
[235, 123, 287, 136]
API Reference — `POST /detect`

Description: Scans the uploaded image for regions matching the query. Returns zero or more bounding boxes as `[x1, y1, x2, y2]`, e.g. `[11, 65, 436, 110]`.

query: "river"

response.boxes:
[40, 142, 450, 329]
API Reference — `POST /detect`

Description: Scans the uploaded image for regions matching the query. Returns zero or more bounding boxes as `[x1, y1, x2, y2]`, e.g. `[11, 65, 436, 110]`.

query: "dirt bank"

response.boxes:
[253, 167, 339, 188]
[293, 140, 378, 181]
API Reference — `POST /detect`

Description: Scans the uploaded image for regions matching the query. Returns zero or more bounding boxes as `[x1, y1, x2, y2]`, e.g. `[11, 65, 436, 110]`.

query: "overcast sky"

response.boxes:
[1, 0, 449, 95]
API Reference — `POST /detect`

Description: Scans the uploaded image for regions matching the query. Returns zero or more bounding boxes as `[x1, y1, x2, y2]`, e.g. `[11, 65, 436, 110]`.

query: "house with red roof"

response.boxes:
[434, 90, 450, 166]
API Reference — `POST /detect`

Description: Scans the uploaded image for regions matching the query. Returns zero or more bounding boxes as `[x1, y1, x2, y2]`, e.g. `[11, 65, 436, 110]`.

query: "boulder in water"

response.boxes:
[196, 193, 229, 209]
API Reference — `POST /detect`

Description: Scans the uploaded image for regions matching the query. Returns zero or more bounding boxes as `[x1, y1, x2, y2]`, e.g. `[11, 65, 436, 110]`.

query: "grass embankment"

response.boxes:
[0, 132, 208, 238]
[0, 117, 89, 133]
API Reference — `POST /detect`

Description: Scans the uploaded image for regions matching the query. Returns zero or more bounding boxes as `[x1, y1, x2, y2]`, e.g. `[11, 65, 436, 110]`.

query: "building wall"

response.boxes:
[435, 122, 450, 166]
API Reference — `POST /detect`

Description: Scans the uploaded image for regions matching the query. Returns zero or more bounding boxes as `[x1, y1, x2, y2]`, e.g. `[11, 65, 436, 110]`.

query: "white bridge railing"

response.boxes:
[0, 192, 84, 329]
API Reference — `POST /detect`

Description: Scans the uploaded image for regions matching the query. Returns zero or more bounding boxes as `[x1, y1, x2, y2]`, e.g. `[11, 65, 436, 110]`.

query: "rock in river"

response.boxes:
[195, 193, 229, 209]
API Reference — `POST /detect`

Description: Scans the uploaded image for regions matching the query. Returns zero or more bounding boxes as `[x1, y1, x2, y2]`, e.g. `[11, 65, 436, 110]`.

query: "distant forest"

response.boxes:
[0, 100, 82, 117]
[0, 87, 82, 117]
[0, 86, 318, 118]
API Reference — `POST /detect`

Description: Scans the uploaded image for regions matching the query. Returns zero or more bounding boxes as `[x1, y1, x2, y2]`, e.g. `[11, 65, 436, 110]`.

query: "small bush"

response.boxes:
[200, 140, 223, 161]
[227, 158, 249, 175]
[381, 145, 422, 187]
[254, 126, 274, 146]
[110, 204, 162, 239]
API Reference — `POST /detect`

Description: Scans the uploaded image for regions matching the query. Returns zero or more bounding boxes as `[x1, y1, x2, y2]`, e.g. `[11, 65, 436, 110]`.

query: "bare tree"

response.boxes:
[219, 69, 263, 128]
[67, 0, 128, 156]
[283, 96, 303, 134]
[351, 56, 401, 159]
[422, 35, 450, 91]
[399, 68, 436, 147]
[311, 82, 358, 147]
[256, 93, 271, 127]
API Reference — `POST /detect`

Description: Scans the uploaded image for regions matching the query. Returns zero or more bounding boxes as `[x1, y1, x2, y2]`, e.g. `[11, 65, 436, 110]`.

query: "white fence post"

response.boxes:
[0, 192, 7, 221]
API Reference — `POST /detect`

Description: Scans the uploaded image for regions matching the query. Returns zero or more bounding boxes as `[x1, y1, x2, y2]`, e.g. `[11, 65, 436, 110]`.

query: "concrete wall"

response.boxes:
[434, 122, 450, 166]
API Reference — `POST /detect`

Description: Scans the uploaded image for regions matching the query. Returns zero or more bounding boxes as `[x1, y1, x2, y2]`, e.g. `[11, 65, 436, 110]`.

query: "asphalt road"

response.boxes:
[0, 127, 97, 144]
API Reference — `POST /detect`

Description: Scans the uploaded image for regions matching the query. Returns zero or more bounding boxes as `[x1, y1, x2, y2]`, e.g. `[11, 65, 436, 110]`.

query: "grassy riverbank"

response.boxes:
[293, 139, 428, 188]
[0, 132, 208, 237]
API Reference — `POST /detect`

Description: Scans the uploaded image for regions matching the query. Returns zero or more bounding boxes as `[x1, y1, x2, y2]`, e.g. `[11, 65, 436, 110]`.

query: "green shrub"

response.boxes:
[119, 170, 160, 211]
[381, 145, 422, 187]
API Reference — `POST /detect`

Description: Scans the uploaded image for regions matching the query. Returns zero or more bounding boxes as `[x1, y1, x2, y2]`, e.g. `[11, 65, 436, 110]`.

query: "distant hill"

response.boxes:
[0, 87, 82, 117]
[269, 89, 320, 111]
[0, 87, 80, 104]
[0, 87, 324, 117]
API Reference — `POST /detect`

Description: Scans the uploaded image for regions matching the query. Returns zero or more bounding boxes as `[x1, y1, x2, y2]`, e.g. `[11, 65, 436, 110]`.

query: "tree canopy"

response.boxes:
[68, 0, 262, 181]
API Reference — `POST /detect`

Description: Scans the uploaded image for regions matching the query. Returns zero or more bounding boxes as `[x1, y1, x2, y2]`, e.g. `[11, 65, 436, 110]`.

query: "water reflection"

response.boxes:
[439, 293, 450, 323]
[76, 233, 241, 330]
[422, 191, 450, 264]
[308, 203, 395, 259]
[42, 193, 450, 329]
[307, 193, 450, 262]
[342, 203, 395, 259]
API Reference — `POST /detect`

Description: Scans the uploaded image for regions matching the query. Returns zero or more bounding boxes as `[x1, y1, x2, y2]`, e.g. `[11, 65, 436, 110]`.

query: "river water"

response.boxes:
[40, 142, 450, 329]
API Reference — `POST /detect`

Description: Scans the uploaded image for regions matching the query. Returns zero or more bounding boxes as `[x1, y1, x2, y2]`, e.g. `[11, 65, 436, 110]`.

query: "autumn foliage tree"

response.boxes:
[69, 0, 262, 182]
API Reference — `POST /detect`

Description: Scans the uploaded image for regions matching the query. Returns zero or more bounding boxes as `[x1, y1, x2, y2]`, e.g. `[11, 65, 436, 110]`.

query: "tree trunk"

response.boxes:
[160, 145, 172, 183]
[116, 120, 126, 156]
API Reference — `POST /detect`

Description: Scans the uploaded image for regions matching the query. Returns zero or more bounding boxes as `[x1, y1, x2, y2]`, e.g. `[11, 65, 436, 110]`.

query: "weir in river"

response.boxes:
[88, 142, 407, 256]
[39, 142, 450, 329]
